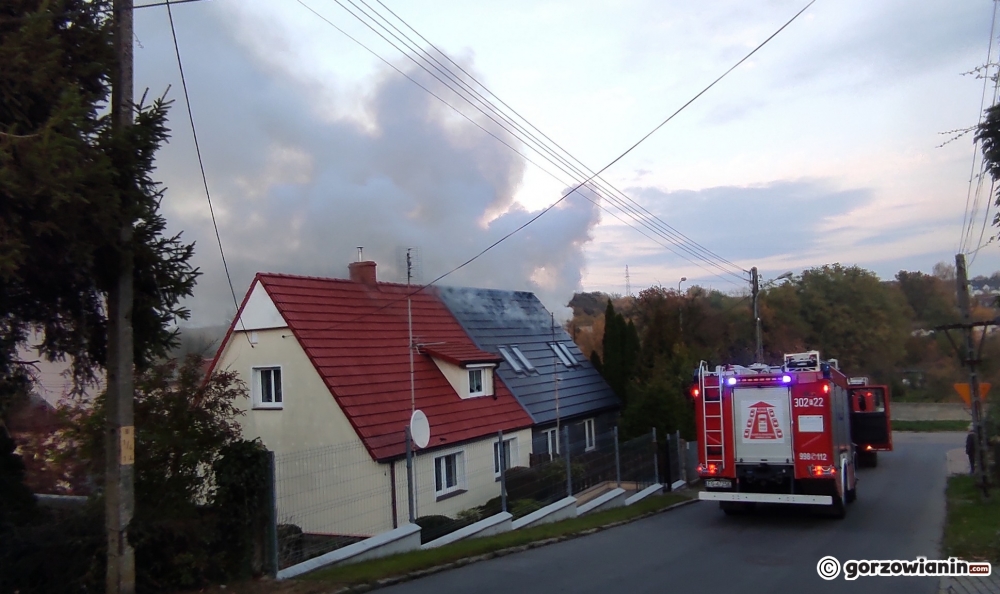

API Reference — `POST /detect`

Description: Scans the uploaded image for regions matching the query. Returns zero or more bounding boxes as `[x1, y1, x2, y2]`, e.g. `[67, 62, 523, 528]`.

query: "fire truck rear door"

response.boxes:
[733, 387, 794, 464]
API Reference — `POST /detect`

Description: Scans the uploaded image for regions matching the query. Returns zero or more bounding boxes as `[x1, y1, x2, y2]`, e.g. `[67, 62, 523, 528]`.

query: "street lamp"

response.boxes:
[678, 277, 687, 293]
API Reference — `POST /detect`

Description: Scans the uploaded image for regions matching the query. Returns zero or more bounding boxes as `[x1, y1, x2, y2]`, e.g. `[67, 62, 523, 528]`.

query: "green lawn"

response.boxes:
[942, 475, 1000, 563]
[892, 420, 971, 432]
[299, 492, 692, 588]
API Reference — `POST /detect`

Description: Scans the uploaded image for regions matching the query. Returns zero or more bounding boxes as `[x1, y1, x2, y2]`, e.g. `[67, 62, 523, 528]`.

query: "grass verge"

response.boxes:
[942, 474, 1000, 564]
[301, 492, 691, 588]
[892, 420, 971, 432]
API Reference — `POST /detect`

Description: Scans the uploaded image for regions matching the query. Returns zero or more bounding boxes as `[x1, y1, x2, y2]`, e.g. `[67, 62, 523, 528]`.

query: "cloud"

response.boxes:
[135, 4, 599, 326]
[624, 180, 870, 260]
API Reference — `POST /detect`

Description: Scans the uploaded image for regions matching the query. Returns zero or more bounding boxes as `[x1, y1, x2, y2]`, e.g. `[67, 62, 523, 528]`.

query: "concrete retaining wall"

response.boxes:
[277, 523, 421, 580]
[511, 496, 577, 530]
[421, 512, 512, 549]
[625, 484, 663, 505]
[577, 488, 626, 515]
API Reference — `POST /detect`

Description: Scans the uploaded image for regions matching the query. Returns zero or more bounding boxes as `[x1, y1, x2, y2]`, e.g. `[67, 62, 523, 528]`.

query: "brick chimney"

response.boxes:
[349, 261, 378, 286]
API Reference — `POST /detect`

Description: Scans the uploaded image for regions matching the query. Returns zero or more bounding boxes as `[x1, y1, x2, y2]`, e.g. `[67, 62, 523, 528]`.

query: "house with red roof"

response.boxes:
[208, 261, 533, 537]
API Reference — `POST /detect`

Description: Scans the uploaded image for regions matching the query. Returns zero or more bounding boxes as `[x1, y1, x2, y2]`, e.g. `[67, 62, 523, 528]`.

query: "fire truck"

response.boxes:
[847, 377, 893, 467]
[693, 351, 858, 518]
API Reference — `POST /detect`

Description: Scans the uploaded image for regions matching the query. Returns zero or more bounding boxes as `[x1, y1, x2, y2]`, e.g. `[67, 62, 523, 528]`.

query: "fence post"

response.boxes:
[266, 450, 278, 578]
[564, 425, 572, 498]
[405, 427, 415, 523]
[652, 427, 659, 486]
[498, 430, 507, 514]
[614, 425, 621, 488]
[675, 430, 683, 484]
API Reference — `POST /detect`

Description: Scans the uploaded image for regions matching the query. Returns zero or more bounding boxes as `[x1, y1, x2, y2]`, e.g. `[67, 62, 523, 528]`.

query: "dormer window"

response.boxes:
[469, 369, 484, 396]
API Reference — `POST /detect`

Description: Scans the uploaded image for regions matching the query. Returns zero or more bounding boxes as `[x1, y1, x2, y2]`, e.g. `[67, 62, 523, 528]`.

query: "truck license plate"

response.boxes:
[705, 479, 732, 489]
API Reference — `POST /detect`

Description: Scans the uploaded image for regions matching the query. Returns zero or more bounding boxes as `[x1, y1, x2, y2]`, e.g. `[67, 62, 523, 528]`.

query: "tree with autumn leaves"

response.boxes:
[585, 263, 967, 441]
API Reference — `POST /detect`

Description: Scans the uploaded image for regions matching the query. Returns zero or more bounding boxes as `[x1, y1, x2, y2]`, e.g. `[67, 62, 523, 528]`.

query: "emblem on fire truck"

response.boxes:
[743, 400, 784, 440]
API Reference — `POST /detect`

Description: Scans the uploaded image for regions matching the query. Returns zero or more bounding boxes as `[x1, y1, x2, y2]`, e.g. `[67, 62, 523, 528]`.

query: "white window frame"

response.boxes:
[511, 346, 535, 372]
[468, 368, 485, 396]
[252, 365, 283, 410]
[543, 427, 559, 459]
[434, 450, 465, 498]
[494, 436, 517, 476]
[584, 418, 596, 451]
[498, 346, 523, 373]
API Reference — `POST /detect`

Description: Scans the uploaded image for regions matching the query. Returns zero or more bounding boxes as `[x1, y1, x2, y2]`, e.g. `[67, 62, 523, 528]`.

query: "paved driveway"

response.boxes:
[383, 432, 965, 594]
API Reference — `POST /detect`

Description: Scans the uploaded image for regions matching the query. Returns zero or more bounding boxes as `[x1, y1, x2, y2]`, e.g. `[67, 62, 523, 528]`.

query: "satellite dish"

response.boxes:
[410, 409, 430, 449]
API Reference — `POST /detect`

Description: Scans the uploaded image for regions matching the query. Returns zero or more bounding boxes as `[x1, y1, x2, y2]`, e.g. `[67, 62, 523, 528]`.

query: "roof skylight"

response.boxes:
[498, 346, 523, 373]
[511, 346, 535, 372]
[550, 343, 574, 367]
[557, 343, 577, 366]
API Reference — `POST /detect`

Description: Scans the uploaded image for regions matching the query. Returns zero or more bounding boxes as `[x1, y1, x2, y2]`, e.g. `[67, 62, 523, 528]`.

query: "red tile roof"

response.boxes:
[210, 273, 533, 461]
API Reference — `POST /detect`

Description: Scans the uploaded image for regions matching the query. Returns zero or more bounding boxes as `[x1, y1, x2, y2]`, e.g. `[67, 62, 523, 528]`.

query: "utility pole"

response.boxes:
[625, 265, 631, 299]
[955, 254, 989, 497]
[107, 0, 136, 592]
[751, 267, 762, 363]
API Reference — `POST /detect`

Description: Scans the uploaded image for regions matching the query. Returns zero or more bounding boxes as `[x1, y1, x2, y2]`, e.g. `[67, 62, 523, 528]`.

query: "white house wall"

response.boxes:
[390, 428, 532, 522]
[217, 326, 534, 537]
[217, 327, 390, 536]
[237, 281, 287, 331]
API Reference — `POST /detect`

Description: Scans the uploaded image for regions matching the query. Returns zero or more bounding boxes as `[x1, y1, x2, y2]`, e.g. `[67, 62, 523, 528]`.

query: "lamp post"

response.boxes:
[678, 277, 687, 334]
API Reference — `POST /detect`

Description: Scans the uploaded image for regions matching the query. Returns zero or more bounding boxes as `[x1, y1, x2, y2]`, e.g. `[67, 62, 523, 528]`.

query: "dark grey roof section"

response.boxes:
[436, 286, 621, 424]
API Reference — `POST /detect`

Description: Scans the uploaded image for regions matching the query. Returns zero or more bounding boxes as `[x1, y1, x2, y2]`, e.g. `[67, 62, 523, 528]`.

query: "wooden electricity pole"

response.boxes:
[107, 0, 136, 592]
[752, 266, 762, 363]
[953, 254, 990, 498]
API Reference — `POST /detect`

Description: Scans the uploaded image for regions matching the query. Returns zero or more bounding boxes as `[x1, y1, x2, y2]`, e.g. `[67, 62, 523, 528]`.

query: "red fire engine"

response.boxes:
[847, 376, 893, 467]
[693, 351, 858, 518]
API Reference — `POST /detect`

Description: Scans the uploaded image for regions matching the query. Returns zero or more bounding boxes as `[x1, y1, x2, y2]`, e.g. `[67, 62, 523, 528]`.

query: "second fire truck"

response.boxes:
[693, 351, 858, 518]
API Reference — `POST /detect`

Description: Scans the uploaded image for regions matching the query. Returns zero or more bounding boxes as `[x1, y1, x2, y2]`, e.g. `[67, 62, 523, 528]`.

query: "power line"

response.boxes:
[960, 0, 999, 254]
[353, 0, 748, 280]
[294, 0, 814, 335]
[303, 0, 752, 280]
[137, 0, 209, 8]
[970, 41, 1000, 267]
[295, 0, 747, 284]
[164, 0, 250, 343]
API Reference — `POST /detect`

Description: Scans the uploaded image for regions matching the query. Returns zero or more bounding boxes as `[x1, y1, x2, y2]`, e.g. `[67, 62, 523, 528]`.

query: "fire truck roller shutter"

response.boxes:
[733, 387, 794, 464]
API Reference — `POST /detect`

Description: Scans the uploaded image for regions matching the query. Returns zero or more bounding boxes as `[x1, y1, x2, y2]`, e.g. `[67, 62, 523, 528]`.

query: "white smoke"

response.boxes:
[137, 4, 600, 326]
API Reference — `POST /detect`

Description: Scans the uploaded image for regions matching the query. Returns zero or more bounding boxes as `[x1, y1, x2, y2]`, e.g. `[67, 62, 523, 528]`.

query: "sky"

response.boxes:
[130, 0, 1000, 325]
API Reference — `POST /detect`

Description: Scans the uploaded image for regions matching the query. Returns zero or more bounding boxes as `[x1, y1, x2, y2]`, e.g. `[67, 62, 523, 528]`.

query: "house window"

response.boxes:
[494, 437, 516, 476]
[434, 451, 464, 497]
[511, 346, 535, 373]
[544, 428, 559, 459]
[498, 346, 523, 373]
[253, 367, 283, 409]
[584, 418, 596, 451]
[469, 369, 484, 396]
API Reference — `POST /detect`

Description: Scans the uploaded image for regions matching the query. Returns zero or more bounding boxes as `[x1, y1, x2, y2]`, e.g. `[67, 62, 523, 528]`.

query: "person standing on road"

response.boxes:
[966, 428, 977, 475]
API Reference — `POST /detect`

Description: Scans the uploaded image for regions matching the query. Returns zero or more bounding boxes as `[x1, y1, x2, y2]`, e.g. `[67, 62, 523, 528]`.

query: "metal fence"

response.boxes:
[270, 426, 663, 570]
[274, 441, 395, 569]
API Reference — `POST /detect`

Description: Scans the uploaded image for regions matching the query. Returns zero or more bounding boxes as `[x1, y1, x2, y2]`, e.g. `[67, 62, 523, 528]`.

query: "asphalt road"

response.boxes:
[383, 431, 964, 594]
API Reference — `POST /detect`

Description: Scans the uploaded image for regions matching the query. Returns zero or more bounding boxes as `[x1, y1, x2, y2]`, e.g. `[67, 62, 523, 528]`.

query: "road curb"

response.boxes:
[319, 496, 700, 594]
